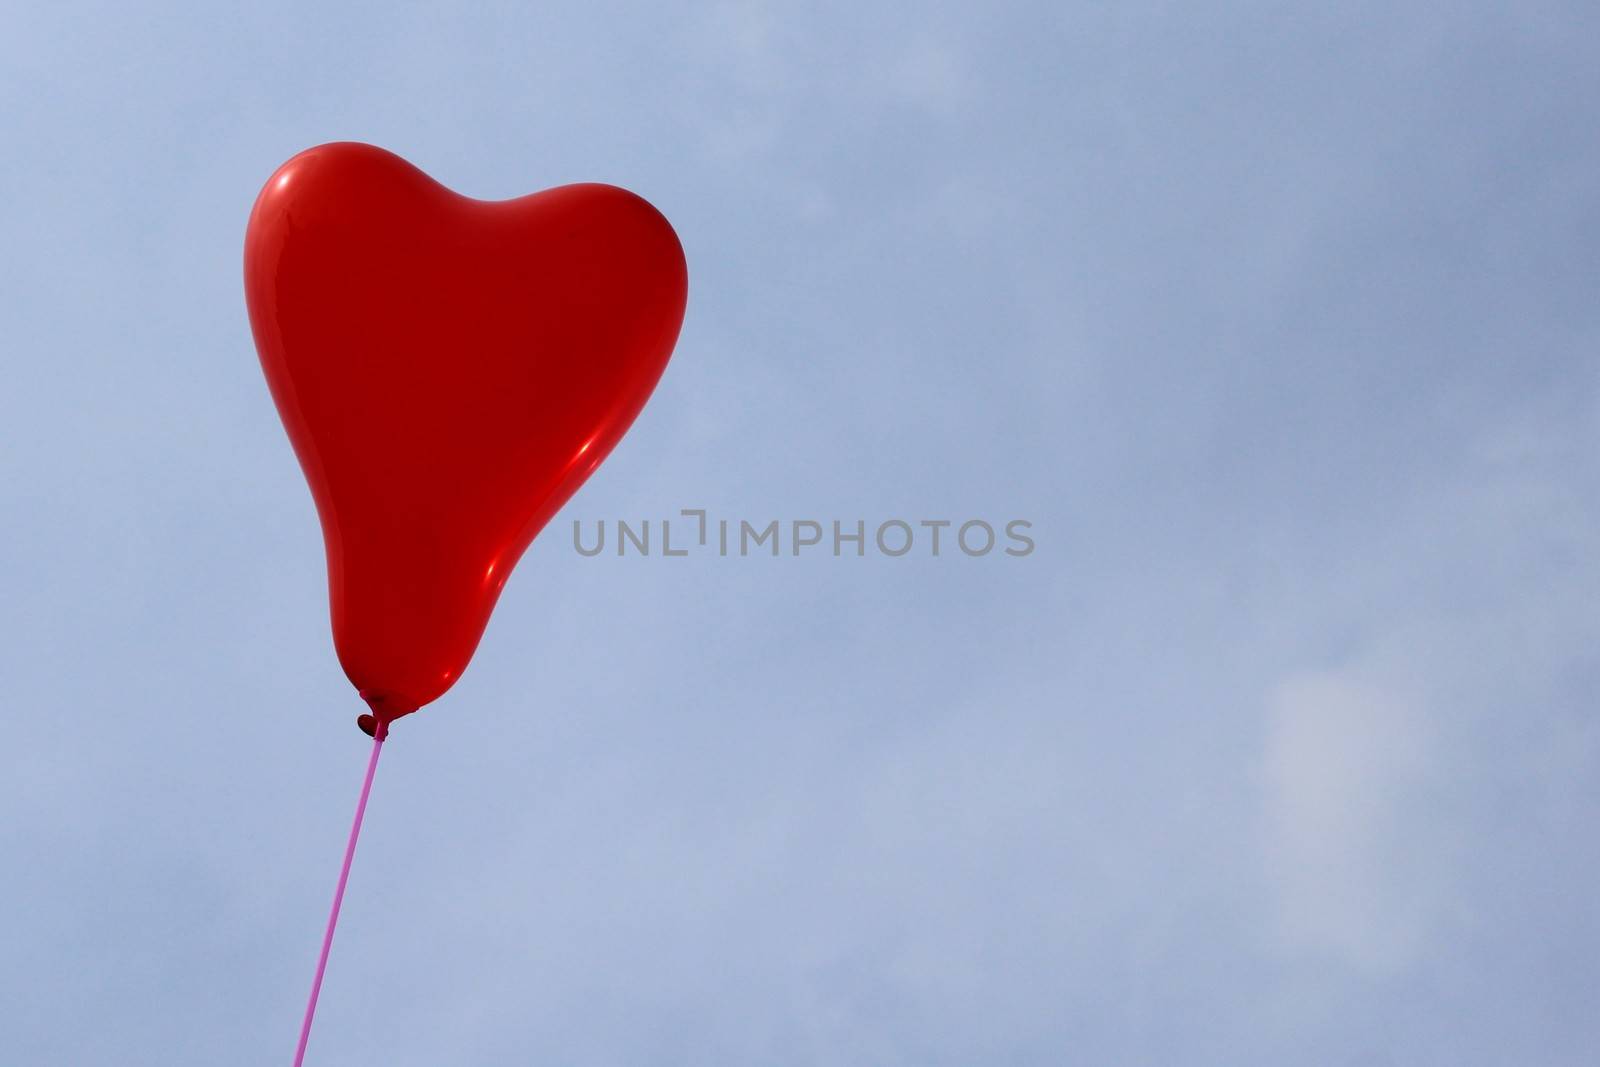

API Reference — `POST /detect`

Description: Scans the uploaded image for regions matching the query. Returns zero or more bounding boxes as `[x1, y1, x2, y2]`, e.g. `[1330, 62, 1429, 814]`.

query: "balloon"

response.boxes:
[244, 142, 687, 732]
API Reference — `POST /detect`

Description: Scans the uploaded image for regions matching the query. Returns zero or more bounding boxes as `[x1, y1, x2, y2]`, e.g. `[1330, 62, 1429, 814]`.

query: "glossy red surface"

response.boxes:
[245, 142, 686, 728]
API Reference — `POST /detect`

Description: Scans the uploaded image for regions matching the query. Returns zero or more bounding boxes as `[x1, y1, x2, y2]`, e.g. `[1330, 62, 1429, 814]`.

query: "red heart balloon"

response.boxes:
[244, 142, 686, 730]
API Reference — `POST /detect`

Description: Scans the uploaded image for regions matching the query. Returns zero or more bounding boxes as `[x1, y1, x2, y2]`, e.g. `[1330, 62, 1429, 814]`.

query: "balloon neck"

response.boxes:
[357, 689, 413, 739]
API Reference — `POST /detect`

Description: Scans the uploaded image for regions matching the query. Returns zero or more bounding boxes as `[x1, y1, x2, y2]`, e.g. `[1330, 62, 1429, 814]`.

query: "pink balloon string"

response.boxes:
[293, 725, 387, 1066]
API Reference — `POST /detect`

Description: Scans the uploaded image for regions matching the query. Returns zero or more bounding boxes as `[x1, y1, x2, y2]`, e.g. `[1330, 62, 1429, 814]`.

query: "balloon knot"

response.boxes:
[355, 713, 389, 740]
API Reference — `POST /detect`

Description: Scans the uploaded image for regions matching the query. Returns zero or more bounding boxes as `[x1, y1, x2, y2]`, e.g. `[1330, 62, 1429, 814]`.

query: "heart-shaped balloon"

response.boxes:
[245, 142, 686, 731]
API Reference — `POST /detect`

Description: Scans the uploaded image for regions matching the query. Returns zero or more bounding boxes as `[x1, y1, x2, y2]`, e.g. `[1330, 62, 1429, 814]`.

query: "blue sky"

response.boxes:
[3, 3, 1598, 1064]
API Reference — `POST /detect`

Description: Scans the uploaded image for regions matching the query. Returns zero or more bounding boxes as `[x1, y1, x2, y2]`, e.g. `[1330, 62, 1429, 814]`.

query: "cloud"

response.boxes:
[1261, 673, 1453, 973]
